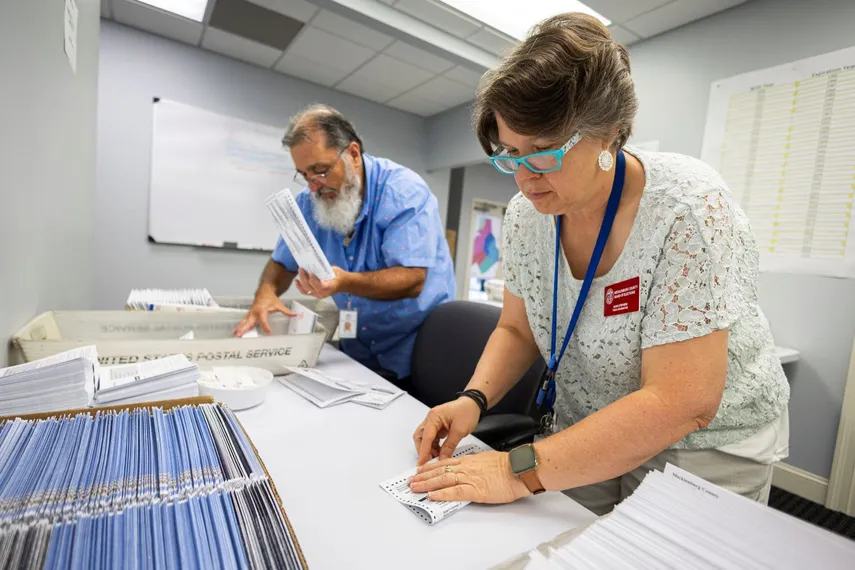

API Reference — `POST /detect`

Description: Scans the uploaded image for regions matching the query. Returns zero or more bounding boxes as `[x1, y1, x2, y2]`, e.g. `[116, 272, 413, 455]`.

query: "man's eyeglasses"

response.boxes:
[489, 132, 583, 175]
[293, 148, 347, 186]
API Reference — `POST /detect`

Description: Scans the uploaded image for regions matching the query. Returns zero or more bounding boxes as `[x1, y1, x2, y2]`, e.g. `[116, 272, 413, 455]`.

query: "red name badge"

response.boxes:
[604, 277, 640, 317]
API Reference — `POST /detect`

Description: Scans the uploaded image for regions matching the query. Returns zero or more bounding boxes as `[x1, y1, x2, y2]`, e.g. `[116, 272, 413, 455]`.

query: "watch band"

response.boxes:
[520, 470, 546, 495]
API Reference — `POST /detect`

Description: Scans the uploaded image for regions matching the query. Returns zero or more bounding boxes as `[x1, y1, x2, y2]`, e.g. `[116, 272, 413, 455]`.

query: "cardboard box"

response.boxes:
[0, 395, 308, 569]
[11, 309, 327, 373]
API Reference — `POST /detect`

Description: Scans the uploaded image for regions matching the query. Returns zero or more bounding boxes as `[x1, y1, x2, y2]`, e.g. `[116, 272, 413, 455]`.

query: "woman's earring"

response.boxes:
[598, 150, 614, 171]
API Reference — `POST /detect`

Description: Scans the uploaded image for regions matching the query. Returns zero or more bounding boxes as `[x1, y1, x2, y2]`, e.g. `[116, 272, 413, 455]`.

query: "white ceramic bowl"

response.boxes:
[197, 366, 273, 410]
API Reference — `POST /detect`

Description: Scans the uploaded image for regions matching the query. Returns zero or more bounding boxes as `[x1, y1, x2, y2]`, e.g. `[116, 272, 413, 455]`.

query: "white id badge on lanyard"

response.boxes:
[339, 310, 358, 339]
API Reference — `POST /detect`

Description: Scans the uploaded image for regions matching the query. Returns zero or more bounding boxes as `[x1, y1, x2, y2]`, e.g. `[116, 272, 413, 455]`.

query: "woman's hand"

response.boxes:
[413, 398, 481, 465]
[407, 452, 531, 504]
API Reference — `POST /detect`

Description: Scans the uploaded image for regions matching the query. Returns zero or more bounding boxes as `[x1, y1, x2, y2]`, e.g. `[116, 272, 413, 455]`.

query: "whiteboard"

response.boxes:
[700, 46, 855, 278]
[148, 99, 301, 251]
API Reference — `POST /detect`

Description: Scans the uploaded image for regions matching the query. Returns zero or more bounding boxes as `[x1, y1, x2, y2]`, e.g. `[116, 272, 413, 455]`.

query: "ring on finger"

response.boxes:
[444, 466, 453, 474]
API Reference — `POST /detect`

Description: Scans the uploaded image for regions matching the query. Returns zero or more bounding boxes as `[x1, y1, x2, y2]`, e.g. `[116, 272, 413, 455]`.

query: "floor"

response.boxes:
[768, 486, 855, 540]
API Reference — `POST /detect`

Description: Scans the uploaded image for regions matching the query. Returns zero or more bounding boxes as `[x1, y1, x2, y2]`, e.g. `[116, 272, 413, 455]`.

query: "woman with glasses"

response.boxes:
[410, 13, 790, 515]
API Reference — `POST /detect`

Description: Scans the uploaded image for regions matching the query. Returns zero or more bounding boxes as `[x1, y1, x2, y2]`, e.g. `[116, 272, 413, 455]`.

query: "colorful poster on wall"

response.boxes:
[470, 213, 503, 280]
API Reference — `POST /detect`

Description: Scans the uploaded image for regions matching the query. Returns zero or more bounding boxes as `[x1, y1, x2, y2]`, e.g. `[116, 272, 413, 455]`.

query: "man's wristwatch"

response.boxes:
[509, 443, 545, 495]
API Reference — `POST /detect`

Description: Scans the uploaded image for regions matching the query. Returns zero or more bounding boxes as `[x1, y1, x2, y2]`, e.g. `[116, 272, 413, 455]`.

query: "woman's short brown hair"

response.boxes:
[473, 13, 638, 155]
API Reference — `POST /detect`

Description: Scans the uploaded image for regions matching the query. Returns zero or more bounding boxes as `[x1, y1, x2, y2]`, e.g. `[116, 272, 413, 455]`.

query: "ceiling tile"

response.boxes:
[608, 24, 641, 46]
[244, 0, 318, 23]
[201, 28, 283, 67]
[624, 0, 747, 38]
[387, 92, 447, 117]
[111, 0, 204, 45]
[275, 53, 350, 86]
[466, 27, 517, 57]
[312, 9, 394, 51]
[286, 27, 376, 73]
[208, 0, 303, 51]
[443, 65, 484, 89]
[336, 74, 398, 104]
[343, 54, 434, 97]
[405, 76, 475, 107]
[384, 41, 454, 74]
[101, 0, 112, 18]
[583, 0, 674, 25]
[394, 0, 482, 39]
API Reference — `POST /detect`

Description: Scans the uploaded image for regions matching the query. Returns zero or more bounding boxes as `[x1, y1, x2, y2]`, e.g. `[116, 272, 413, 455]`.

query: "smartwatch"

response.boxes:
[509, 443, 546, 495]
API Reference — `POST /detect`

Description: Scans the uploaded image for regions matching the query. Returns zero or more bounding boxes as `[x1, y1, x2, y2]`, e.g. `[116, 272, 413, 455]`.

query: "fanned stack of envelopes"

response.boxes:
[125, 288, 217, 310]
[0, 401, 307, 570]
[0, 346, 97, 417]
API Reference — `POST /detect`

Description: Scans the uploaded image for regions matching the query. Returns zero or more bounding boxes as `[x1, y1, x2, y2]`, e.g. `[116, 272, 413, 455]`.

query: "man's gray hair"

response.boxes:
[282, 104, 364, 153]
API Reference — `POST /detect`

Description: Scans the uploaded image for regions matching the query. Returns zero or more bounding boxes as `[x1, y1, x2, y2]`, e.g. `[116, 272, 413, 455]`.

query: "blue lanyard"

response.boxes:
[536, 150, 627, 413]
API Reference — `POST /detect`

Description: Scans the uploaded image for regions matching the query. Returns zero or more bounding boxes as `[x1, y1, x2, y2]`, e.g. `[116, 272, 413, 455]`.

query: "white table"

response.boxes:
[775, 346, 800, 365]
[236, 345, 596, 570]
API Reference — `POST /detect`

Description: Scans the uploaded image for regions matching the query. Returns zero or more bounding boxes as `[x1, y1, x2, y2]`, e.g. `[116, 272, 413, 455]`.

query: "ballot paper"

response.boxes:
[266, 189, 335, 281]
[287, 300, 318, 335]
[380, 442, 491, 524]
[503, 464, 855, 569]
[94, 354, 200, 406]
[125, 288, 218, 310]
[280, 366, 404, 409]
[0, 345, 97, 416]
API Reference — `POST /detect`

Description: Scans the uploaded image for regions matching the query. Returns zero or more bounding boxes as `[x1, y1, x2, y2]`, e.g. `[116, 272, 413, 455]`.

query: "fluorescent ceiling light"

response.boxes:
[437, 0, 610, 40]
[136, 0, 209, 22]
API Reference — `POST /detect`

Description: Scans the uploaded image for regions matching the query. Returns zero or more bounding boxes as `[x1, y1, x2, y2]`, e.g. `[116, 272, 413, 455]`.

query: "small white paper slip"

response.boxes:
[287, 301, 318, 335]
[350, 385, 404, 410]
[338, 310, 358, 339]
[380, 442, 490, 525]
[265, 190, 335, 281]
[280, 366, 365, 408]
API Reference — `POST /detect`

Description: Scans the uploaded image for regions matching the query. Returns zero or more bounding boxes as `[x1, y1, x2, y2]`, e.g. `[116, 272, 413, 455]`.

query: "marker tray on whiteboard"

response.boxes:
[10, 310, 327, 373]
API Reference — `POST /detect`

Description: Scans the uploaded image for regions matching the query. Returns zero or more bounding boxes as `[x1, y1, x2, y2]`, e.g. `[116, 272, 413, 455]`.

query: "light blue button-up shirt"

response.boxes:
[272, 154, 456, 379]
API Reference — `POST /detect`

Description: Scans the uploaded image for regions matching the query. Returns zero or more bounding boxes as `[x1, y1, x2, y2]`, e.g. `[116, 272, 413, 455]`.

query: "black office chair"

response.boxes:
[411, 300, 545, 451]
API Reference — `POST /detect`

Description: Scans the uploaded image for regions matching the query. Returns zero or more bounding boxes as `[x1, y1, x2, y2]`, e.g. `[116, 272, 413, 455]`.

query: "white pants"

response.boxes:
[563, 448, 774, 516]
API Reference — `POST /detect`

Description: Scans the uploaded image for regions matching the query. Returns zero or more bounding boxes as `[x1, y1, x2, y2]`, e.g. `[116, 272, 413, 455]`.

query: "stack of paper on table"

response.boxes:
[94, 354, 200, 406]
[125, 287, 218, 310]
[380, 442, 490, 524]
[504, 464, 855, 569]
[0, 346, 97, 416]
[280, 366, 404, 409]
[266, 190, 335, 280]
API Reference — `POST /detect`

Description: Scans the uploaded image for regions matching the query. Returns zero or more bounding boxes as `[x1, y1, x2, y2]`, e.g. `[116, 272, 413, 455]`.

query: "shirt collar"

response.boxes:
[355, 153, 376, 226]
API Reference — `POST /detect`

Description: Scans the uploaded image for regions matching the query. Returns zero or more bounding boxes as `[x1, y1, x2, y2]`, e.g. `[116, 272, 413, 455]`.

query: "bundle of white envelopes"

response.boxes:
[507, 464, 855, 569]
[0, 346, 97, 416]
[94, 353, 200, 406]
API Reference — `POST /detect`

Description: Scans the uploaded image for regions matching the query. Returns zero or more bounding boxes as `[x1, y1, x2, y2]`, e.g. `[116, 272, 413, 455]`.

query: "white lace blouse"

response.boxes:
[502, 148, 790, 449]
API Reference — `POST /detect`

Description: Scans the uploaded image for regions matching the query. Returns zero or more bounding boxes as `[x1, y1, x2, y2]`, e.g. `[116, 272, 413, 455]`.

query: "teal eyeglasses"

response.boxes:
[489, 132, 583, 174]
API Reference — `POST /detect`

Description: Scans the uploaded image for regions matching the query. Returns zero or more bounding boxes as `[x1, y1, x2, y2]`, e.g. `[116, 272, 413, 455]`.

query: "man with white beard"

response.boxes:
[235, 105, 456, 389]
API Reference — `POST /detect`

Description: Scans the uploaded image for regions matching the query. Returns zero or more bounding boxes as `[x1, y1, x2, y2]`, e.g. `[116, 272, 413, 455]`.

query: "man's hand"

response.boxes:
[233, 289, 295, 336]
[294, 267, 351, 300]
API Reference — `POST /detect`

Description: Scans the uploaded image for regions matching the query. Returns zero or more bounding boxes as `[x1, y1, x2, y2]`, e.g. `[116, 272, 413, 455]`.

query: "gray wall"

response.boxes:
[426, 102, 484, 171]
[0, 0, 100, 365]
[454, 164, 520, 298]
[95, 21, 441, 308]
[425, 0, 855, 478]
